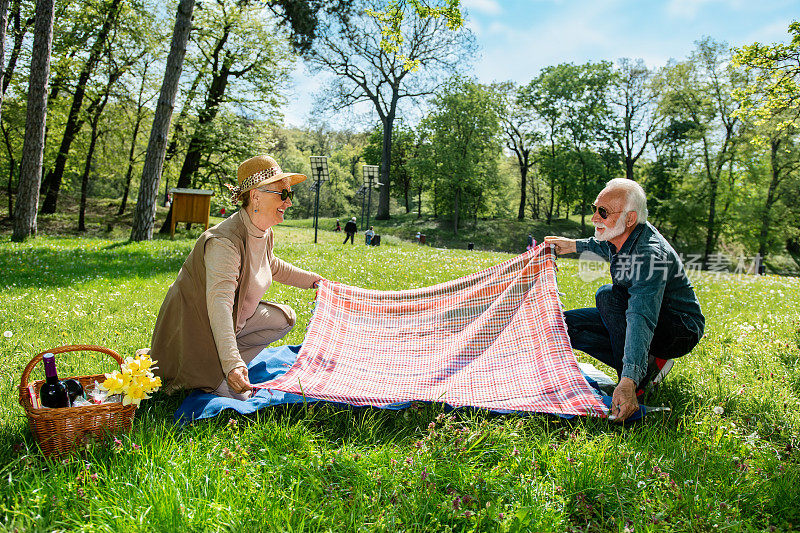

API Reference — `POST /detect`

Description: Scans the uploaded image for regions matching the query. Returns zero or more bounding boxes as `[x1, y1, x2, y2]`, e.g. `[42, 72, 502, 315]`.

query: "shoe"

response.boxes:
[650, 357, 674, 387]
[636, 357, 675, 397]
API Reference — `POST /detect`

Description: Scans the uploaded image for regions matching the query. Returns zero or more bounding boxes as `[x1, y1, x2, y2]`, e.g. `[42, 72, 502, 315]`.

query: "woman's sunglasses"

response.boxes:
[591, 204, 623, 219]
[259, 188, 294, 201]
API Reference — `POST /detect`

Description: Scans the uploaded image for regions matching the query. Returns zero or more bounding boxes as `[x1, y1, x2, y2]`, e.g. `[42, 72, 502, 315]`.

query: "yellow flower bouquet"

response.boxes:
[99, 353, 162, 406]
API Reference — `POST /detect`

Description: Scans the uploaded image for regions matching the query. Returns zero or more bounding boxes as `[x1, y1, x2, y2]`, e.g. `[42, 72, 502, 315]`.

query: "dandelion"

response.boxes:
[3, 331, 12, 338]
[713, 406, 724, 415]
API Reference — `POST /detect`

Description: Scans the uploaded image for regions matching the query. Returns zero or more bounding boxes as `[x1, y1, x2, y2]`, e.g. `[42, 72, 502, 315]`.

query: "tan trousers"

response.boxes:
[212, 301, 296, 400]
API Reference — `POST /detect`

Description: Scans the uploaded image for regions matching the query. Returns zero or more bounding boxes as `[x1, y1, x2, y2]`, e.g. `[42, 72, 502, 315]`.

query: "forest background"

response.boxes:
[0, 0, 798, 274]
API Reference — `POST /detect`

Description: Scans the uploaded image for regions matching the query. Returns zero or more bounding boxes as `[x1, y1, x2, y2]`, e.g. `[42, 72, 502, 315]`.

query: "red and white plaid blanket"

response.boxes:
[266, 243, 607, 417]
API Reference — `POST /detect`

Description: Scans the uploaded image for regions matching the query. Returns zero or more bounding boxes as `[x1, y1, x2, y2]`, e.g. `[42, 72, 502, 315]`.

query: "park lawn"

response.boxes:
[0, 227, 799, 532]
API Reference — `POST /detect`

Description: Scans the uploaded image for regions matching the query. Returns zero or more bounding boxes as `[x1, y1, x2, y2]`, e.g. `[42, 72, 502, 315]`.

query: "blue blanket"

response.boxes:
[174, 345, 654, 424]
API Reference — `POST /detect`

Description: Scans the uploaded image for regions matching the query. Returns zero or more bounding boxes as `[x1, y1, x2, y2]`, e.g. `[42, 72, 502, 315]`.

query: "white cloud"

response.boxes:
[740, 20, 793, 46]
[471, 0, 622, 83]
[462, 0, 503, 16]
[666, 0, 746, 20]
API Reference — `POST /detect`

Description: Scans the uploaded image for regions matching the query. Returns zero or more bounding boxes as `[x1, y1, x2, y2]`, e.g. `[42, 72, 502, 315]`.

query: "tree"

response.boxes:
[158, 0, 294, 234]
[0, 0, 10, 124]
[117, 58, 157, 215]
[418, 78, 502, 234]
[658, 39, 746, 267]
[559, 61, 613, 235]
[606, 58, 660, 180]
[520, 64, 574, 225]
[39, 0, 124, 214]
[131, 0, 196, 242]
[732, 21, 800, 135]
[733, 24, 800, 259]
[305, 0, 473, 219]
[493, 81, 540, 220]
[363, 122, 419, 213]
[12, 0, 55, 241]
[131, 0, 351, 241]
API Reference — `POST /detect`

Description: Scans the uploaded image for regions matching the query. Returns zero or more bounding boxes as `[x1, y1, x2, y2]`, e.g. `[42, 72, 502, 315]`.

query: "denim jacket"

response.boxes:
[575, 222, 705, 385]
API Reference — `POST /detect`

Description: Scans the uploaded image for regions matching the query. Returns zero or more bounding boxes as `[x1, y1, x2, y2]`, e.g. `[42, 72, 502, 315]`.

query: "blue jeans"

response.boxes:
[564, 284, 699, 386]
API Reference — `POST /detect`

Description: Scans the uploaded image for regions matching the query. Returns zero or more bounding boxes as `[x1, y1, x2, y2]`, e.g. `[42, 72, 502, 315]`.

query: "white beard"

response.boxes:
[594, 212, 627, 241]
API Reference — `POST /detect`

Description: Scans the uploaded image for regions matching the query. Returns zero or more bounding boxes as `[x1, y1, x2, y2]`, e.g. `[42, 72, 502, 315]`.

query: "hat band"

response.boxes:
[226, 167, 280, 203]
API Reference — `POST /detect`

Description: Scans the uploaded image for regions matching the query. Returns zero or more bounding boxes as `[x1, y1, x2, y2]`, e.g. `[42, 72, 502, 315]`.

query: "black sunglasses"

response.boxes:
[591, 203, 623, 220]
[260, 188, 294, 201]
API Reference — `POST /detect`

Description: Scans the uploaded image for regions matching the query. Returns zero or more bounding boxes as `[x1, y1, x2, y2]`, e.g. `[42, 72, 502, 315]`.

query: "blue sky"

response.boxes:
[281, 0, 798, 127]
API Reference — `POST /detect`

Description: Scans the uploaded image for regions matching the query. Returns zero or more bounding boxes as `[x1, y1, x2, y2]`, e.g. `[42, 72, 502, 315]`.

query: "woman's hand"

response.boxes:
[227, 366, 252, 394]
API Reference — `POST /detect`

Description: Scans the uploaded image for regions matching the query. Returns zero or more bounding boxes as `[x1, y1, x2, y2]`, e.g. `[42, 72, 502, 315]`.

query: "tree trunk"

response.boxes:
[758, 138, 782, 259]
[12, 0, 54, 241]
[2, 122, 14, 218]
[159, 51, 233, 234]
[377, 114, 394, 220]
[624, 155, 634, 180]
[79, 88, 113, 231]
[78, 119, 102, 232]
[131, 0, 195, 242]
[2, 0, 26, 96]
[546, 138, 556, 224]
[417, 186, 422, 218]
[579, 155, 587, 235]
[516, 149, 528, 220]
[118, 113, 144, 216]
[702, 175, 718, 269]
[39, 0, 123, 214]
[0, 0, 9, 123]
[164, 68, 203, 164]
[453, 186, 459, 236]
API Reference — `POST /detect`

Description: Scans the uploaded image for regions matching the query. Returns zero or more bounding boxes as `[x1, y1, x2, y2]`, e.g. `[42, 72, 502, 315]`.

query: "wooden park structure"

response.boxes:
[169, 188, 214, 239]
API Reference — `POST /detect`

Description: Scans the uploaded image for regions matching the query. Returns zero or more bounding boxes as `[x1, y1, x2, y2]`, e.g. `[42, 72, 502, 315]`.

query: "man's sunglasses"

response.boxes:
[259, 188, 294, 201]
[591, 203, 623, 220]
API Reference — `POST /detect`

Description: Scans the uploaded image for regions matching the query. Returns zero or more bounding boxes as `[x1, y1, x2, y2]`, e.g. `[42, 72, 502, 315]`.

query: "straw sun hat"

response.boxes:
[226, 155, 307, 203]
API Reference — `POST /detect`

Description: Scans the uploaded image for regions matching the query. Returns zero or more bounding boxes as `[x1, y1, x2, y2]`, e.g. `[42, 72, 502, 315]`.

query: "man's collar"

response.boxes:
[610, 223, 646, 255]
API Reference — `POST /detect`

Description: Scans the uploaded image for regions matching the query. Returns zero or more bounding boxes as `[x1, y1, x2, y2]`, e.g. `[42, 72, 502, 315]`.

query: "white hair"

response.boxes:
[605, 178, 648, 224]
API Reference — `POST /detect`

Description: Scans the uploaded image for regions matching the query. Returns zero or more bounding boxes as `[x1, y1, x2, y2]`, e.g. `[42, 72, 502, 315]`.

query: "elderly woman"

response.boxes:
[150, 155, 323, 399]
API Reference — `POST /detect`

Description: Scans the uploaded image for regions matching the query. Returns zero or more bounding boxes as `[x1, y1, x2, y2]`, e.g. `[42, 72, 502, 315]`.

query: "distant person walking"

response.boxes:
[334, 219, 341, 232]
[343, 217, 357, 245]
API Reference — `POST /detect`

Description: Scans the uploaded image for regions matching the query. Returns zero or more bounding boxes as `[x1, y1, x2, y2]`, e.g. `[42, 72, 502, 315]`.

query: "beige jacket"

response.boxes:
[151, 210, 319, 392]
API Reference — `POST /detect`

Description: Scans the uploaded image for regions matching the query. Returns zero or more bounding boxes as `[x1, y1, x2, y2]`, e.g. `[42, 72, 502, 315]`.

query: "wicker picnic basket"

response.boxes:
[18, 345, 137, 457]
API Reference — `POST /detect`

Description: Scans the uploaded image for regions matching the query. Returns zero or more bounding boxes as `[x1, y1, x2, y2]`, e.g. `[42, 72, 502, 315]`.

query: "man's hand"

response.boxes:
[609, 377, 638, 423]
[544, 236, 577, 255]
[227, 366, 252, 394]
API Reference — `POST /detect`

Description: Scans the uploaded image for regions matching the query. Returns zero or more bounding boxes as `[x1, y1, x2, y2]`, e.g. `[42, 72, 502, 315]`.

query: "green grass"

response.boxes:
[1, 227, 799, 532]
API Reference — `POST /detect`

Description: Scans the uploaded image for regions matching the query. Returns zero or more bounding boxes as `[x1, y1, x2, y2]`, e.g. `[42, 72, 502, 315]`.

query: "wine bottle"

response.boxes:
[62, 378, 84, 404]
[39, 353, 69, 408]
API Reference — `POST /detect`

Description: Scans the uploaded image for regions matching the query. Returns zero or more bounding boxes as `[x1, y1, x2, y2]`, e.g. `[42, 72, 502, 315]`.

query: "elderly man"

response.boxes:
[545, 178, 704, 422]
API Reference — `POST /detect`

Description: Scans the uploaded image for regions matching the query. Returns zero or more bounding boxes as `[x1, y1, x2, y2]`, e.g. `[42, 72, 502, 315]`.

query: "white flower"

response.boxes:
[637, 481, 646, 489]
[3, 331, 12, 338]
[713, 406, 724, 415]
